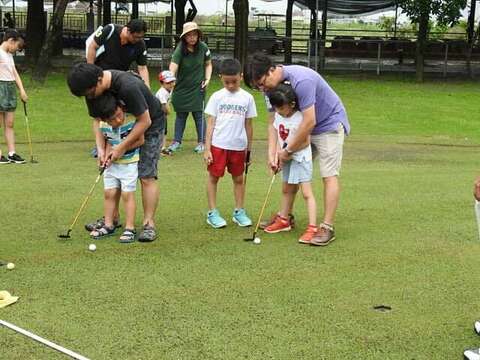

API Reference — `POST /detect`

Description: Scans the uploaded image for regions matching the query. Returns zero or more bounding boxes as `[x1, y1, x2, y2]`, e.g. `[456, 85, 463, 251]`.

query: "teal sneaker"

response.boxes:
[193, 143, 205, 153]
[207, 209, 227, 228]
[232, 208, 252, 227]
[167, 141, 182, 152]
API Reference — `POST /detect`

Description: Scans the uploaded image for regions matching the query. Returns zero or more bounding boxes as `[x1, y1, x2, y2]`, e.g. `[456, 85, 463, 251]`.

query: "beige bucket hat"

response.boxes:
[180, 22, 202, 39]
[0, 291, 19, 308]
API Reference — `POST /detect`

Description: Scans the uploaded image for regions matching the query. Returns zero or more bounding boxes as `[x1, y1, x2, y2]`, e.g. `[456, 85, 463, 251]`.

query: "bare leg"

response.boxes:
[322, 176, 340, 225]
[0, 112, 4, 157]
[232, 174, 245, 209]
[300, 182, 317, 226]
[140, 177, 159, 227]
[279, 183, 298, 218]
[121, 191, 136, 230]
[3, 112, 15, 154]
[207, 173, 220, 210]
[104, 188, 120, 228]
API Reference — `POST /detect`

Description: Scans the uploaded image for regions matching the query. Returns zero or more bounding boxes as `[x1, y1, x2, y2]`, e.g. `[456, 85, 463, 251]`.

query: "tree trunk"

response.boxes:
[32, 0, 68, 82]
[52, 0, 63, 56]
[416, 11, 429, 82]
[233, 0, 248, 67]
[466, 0, 477, 78]
[284, 0, 294, 64]
[132, 0, 139, 20]
[175, 0, 187, 37]
[26, 0, 46, 64]
[103, 0, 111, 25]
[97, 0, 103, 28]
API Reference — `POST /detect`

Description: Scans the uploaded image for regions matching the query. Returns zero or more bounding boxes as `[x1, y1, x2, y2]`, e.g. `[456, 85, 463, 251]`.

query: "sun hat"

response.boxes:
[158, 70, 176, 83]
[0, 291, 19, 308]
[180, 22, 202, 39]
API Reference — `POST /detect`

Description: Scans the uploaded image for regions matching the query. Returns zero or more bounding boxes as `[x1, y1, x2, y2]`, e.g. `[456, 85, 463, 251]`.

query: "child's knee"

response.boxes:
[232, 174, 243, 185]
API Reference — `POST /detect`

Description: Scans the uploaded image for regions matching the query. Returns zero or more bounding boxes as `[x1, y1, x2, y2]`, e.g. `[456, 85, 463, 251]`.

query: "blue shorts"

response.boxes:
[104, 162, 138, 192]
[282, 159, 313, 184]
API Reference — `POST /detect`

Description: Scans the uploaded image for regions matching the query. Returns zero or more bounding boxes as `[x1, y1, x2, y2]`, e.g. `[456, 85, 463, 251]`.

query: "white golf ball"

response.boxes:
[6, 262, 15, 270]
[88, 244, 96, 251]
[253, 237, 261, 244]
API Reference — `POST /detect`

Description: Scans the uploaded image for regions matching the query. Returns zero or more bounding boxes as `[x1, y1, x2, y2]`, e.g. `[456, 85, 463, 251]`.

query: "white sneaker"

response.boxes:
[194, 143, 205, 153]
[474, 321, 480, 335]
[464, 348, 480, 360]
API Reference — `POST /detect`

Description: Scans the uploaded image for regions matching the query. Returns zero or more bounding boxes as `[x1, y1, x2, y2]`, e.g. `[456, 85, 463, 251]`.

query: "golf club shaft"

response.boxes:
[0, 319, 90, 360]
[253, 171, 277, 235]
[475, 200, 480, 240]
[23, 102, 34, 162]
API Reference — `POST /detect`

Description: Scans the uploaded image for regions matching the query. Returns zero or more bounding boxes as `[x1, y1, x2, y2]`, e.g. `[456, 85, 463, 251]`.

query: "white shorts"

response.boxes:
[311, 123, 345, 178]
[282, 159, 313, 184]
[103, 162, 138, 192]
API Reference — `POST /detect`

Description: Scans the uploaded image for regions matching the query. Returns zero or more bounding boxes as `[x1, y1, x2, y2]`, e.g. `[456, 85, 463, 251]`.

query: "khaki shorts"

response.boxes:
[311, 123, 345, 178]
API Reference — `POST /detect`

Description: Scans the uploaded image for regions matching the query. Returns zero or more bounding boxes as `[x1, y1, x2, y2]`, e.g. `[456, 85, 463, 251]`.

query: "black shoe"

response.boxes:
[7, 153, 26, 164]
[0, 155, 9, 164]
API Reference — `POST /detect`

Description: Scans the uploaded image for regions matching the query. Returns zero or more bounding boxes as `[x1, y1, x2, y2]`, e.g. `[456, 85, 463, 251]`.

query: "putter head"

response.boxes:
[58, 230, 72, 239]
[243, 237, 254, 242]
[31, 159, 39, 164]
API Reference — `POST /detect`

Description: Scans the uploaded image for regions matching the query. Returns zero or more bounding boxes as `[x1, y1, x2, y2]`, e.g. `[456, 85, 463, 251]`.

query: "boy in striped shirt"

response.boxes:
[88, 93, 144, 243]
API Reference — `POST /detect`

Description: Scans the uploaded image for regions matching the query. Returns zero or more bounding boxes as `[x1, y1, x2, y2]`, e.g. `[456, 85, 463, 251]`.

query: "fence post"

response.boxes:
[377, 41, 382, 75]
[443, 42, 449, 78]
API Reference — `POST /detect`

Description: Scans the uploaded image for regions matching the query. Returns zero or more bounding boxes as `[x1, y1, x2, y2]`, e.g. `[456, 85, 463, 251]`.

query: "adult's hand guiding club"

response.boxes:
[58, 159, 110, 239]
[22, 101, 38, 163]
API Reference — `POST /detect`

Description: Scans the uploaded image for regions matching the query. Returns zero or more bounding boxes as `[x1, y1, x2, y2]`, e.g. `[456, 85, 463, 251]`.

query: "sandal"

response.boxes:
[90, 225, 116, 240]
[85, 217, 122, 232]
[138, 225, 156, 242]
[119, 229, 136, 244]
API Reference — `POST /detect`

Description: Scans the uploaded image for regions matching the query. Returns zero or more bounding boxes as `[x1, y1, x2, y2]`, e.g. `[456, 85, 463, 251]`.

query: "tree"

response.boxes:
[285, 0, 294, 64]
[175, 0, 197, 36]
[398, 0, 466, 82]
[233, 0, 249, 67]
[32, 0, 68, 82]
[26, 0, 46, 64]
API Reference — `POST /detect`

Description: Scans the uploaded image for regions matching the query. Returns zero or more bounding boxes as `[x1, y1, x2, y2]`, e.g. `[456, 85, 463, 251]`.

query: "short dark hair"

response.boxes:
[67, 63, 103, 97]
[88, 92, 119, 120]
[268, 83, 298, 110]
[126, 19, 147, 34]
[219, 58, 241, 76]
[243, 52, 275, 89]
[2, 29, 22, 43]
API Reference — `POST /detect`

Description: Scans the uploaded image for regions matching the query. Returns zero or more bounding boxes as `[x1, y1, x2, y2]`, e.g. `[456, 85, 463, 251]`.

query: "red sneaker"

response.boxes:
[260, 213, 295, 230]
[298, 225, 318, 244]
[264, 215, 291, 233]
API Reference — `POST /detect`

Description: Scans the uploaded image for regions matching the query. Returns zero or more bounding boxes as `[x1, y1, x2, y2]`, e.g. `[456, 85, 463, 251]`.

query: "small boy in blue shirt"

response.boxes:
[88, 92, 144, 243]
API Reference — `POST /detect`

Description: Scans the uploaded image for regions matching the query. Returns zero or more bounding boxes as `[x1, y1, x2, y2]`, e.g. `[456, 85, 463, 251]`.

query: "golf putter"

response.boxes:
[244, 169, 279, 242]
[244, 150, 251, 186]
[58, 162, 108, 239]
[23, 101, 38, 163]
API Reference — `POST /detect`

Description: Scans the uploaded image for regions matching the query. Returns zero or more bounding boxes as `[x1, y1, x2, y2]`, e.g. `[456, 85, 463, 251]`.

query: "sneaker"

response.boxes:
[91, 147, 98, 158]
[138, 225, 156, 242]
[310, 223, 336, 246]
[464, 348, 480, 360]
[7, 153, 26, 164]
[264, 215, 291, 234]
[167, 141, 181, 153]
[207, 209, 227, 228]
[0, 155, 9, 164]
[194, 143, 205, 153]
[474, 321, 480, 335]
[259, 213, 295, 230]
[298, 225, 318, 244]
[232, 208, 252, 227]
[161, 147, 172, 156]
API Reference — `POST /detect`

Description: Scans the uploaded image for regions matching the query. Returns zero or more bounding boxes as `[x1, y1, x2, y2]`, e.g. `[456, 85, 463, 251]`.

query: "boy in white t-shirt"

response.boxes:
[155, 70, 176, 155]
[203, 59, 256, 228]
[264, 83, 318, 244]
[0, 30, 28, 164]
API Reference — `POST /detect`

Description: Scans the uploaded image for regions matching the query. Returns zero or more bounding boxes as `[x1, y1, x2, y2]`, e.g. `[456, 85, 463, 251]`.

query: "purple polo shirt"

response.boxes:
[281, 65, 350, 135]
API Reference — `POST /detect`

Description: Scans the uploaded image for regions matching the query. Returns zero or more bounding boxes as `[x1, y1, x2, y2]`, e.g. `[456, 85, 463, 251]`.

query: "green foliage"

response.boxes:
[379, 16, 396, 36]
[398, 0, 467, 27]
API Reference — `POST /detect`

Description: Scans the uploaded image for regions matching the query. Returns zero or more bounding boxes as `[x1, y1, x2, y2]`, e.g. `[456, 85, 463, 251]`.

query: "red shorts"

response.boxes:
[208, 145, 246, 178]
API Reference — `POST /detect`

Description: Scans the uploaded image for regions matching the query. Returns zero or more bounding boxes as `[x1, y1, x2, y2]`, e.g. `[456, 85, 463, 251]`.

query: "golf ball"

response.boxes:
[253, 237, 261, 244]
[6, 262, 15, 270]
[88, 244, 96, 251]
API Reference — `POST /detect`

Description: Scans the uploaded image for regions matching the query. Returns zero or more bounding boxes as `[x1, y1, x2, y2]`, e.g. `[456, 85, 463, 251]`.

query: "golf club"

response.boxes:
[0, 260, 7, 266]
[22, 101, 38, 163]
[244, 150, 251, 186]
[58, 162, 108, 239]
[0, 319, 90, 360]
[244, 169, 278, 242]
[200, 85, 206, 150]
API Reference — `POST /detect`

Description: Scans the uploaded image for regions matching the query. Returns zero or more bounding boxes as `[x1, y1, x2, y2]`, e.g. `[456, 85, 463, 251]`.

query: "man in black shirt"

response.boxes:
[67, 63, 165, 242]
[86, 19, 150, 88]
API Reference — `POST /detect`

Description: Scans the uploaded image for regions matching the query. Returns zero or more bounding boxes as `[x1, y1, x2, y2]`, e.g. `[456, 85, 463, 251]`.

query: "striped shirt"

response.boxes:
[99, 117, 139, 164]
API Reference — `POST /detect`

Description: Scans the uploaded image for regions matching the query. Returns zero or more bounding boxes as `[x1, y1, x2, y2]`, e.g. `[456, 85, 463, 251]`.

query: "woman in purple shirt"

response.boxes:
[245, 53, 350, 246]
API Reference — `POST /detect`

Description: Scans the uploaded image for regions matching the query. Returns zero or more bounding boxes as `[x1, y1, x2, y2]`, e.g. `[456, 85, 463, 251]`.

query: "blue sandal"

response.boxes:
[119, 229, 136, 243]
[90, 225, 116, 240]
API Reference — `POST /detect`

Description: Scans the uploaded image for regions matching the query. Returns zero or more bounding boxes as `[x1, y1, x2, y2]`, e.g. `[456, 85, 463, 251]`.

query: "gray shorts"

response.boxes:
[311, 123, 345, 178]
[0, 81, 16, 112]
[282, 159, 313, 184]
[138, 131, 162, 179]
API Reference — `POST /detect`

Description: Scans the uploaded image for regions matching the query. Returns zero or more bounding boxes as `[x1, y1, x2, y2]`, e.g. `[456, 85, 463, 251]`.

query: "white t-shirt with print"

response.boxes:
[0, 48, 15, 81]
[273, 111, 312, 162]
[155, 87, 171, 105]
[205, 88, 257, 151]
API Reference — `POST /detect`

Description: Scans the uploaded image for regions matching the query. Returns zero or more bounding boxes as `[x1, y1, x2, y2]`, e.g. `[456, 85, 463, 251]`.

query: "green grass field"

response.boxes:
[1, 73, 480, 359]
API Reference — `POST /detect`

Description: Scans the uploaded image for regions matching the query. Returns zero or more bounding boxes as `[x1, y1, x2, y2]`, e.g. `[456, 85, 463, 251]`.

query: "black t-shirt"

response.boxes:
[94, 24, 147, 71]
[87, 70, 164, 134]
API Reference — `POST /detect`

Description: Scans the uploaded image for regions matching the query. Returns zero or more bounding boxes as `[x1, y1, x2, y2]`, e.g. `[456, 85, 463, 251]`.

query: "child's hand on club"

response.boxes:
[20, 90, 28, 103]
[204, 150, 213, 165]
